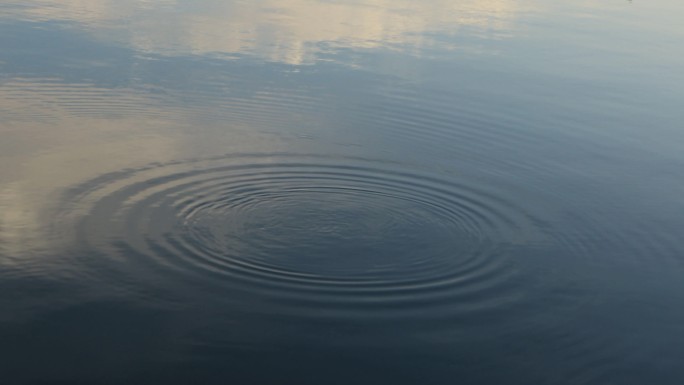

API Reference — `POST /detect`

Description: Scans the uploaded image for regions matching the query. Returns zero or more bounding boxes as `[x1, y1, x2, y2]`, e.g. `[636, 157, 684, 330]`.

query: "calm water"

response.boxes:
[2, 1, 684, 384]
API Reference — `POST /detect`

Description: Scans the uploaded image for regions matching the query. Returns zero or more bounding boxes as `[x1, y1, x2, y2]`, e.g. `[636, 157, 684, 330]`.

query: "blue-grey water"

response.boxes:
[1, 1, 684, 384]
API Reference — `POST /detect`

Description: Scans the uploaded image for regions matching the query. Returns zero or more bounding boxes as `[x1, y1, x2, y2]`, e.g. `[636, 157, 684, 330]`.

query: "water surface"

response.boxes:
[2, 1, 684, 384]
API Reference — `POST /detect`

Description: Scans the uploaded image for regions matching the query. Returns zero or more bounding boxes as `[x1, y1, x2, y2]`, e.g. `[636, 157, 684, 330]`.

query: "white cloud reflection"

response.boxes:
[14, 0, 523, 64]
[0, 0, 527, 260]
[0, 78, 292, 256]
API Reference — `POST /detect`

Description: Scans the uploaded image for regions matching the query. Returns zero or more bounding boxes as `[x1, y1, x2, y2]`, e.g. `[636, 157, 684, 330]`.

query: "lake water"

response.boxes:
[1, 1, 684, 384]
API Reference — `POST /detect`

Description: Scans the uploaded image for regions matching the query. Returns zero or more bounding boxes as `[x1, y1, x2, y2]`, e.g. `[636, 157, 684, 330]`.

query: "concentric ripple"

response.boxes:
[55, 153, 545, 318]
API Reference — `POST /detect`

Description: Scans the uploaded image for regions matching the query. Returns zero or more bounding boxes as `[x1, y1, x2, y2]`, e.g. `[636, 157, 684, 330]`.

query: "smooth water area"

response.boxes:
[1, 1, 684, 384]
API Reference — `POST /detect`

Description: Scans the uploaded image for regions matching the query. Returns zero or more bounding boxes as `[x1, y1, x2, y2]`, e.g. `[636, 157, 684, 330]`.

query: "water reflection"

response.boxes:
[2, 0, 684, 383]
[8, 0, 522, 63]
[0, 116, 177, 256]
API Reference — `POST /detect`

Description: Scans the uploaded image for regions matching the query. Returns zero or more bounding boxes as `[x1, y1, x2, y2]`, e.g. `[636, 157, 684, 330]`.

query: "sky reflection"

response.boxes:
[6, 0, 524, 64]
[2, 0, 683, 273]
[2, 1, 684, 383]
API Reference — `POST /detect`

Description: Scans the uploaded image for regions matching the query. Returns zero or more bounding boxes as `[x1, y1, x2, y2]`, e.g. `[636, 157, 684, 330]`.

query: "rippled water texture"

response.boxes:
[55, 154, 541, 313]
[2, 0, 684, 384]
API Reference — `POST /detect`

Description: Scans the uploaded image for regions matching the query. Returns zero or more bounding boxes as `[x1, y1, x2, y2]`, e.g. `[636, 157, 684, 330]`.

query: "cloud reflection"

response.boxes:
[13, 0, 522, 64]
[0, 0, 525, 263]
[0, 77, 293, 257]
